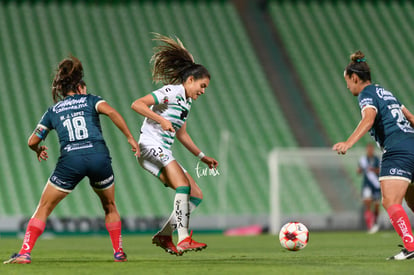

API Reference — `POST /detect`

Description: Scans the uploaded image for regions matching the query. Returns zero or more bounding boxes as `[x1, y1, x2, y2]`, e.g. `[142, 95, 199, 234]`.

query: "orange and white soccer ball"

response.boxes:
[279, 222, 309, 251]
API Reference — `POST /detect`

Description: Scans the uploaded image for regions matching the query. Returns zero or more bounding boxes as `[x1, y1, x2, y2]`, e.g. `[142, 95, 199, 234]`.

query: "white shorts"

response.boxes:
[137, 144, 186, 178]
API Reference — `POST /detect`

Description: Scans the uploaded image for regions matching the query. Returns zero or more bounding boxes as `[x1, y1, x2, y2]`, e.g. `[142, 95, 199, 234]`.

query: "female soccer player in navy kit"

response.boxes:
[4, 56, 139, 264]
[333, 51, 414, 260]
[131, 34, 218, 255]
[357, 143, 381, 233]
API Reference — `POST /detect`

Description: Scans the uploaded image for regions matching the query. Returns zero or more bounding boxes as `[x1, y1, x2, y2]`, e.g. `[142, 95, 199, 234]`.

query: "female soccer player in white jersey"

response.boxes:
[131, 34, 218, 255]
[333, 51, 414, 260]
[4, 56, 139, 264]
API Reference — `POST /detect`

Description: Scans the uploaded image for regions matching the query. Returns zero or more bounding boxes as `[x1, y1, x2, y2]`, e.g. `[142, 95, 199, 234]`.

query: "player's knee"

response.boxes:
[382, 196, 402, 210]
[101, 199, 117, 214]
[191, 187, 203, 200]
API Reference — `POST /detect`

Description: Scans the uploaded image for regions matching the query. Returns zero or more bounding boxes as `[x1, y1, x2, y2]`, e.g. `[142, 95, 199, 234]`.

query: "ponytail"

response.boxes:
[151, 33, 210, 84]
[52, 55, 84, 103]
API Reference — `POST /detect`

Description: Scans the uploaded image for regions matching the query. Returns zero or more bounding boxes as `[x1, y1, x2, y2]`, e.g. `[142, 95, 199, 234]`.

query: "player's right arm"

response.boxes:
[131, 94, 175, 132]
[333, 108, 376, 154]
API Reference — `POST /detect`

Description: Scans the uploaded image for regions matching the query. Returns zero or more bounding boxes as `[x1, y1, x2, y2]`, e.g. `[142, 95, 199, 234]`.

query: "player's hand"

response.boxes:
[36, 145, 48, 162]
[128, 137, 140, 157]
[332, 142, 351, 155]
[201, 156, 219, 169]
[160, 119, 175, 132]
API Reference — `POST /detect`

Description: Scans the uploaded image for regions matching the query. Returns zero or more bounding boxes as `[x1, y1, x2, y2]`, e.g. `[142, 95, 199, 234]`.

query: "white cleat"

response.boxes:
[387, 245, 414, 260]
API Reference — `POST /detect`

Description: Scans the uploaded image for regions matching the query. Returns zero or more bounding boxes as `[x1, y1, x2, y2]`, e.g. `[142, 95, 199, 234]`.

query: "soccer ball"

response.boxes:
[279, 222, 309, 251]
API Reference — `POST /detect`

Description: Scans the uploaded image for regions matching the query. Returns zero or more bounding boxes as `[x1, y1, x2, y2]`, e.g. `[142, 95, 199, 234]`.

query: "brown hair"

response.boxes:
[150, 33, 210, 85]
[52, 56, 84, 103]
[344, 50, 371, 82]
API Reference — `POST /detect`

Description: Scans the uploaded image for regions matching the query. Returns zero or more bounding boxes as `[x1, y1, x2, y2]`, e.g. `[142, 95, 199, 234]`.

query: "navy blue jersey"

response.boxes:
[35, 94, 109, 156]
[358, 155, 380, 189]
[358, 84, 414, 150]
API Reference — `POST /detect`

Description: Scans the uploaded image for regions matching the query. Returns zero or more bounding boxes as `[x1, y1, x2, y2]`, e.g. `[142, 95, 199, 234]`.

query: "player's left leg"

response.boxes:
[154, 166, 206, 254]
[4, 182, 68, 264]
[404, 183, 414, 213]
[94, 184, 126, 262]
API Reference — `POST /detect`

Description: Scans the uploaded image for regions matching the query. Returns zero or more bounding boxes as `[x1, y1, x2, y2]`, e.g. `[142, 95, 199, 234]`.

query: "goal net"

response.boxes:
[268, 147, 390, 234]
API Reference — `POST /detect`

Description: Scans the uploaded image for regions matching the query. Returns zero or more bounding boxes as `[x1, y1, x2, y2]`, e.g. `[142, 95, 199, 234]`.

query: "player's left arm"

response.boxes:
[333, 107, 377, 155]
[176, 122, 218, 169]
[402, 105, 414, 127]
[28, 127, 49, 162]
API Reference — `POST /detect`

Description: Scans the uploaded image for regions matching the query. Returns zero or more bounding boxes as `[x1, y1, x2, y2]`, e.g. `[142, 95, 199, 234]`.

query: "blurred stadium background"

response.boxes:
[0, 0, 413, 235]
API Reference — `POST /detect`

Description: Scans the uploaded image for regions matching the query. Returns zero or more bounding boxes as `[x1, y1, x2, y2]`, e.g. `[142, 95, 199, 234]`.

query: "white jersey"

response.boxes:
[139, 84, 192, 150]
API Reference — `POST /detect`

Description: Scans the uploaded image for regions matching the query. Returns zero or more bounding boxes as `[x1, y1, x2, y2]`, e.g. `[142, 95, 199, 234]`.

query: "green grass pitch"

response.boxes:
[1, 231, 412, 274]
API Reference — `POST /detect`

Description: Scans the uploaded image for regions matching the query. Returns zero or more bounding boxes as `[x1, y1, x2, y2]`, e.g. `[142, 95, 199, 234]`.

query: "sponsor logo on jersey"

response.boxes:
[359, 98, 374, 109]
[376, 87, 396, 101]
[389, 168, 411, 176]
[159, 153, 169, 162]
[95, 175, 114, 186]
[64, 142, 94, 152]
[53, 97, 88, 113]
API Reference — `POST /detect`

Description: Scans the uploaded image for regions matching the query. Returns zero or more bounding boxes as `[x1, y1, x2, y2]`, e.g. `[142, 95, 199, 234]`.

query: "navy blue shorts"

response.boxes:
[380, 138, 414, 183]
[49, 153, 114, 192]
[362, 184, 381, 201]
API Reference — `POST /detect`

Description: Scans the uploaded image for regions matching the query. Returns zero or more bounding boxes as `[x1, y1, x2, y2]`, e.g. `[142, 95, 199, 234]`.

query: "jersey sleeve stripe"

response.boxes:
[95, 100, 106, 113]
[151, 93, 159, 105]
[361, 105, 377, 114]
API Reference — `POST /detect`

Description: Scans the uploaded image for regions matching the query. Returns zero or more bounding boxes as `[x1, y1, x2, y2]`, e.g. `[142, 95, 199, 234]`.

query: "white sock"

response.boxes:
[158, 201, 197, 236]
[174, 192, 190, 243]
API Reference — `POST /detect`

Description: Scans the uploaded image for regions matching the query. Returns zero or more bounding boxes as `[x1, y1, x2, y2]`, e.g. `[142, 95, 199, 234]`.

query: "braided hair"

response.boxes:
[150, 33, 210, 85]
[52, 56, 84, 103]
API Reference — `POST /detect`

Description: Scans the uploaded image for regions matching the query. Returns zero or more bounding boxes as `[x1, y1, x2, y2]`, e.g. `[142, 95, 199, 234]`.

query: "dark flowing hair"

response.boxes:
[344, 50, 371, 82]
[52, 56, 84, 103]
[150, 33, 210, 85]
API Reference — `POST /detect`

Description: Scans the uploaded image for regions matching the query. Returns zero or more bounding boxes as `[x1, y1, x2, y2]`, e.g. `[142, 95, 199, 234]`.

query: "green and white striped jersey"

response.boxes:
[139, 84, 192, 150]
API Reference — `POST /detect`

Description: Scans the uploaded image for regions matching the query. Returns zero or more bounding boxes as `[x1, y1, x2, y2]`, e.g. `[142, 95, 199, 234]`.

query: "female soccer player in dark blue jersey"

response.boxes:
[333, 51, 414, 260]
[4, 56, 139, 264]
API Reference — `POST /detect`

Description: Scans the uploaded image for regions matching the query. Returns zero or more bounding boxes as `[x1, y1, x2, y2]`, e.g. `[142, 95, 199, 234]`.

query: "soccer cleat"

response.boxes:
[368, 223, 380, 234]
[387, 245, 414, 260]
[114, 250, 127, 262]
[176, 231, 207, 253]
[3, 253, 31, 264]
[152, 233, 182, 256]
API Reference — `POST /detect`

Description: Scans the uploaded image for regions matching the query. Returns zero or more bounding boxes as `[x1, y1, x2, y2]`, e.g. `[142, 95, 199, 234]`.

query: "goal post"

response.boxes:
[268, 147, 369, 234]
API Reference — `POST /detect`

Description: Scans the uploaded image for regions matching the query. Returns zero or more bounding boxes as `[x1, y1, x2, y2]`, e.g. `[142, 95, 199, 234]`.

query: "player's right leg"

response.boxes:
[381, 179, 414, 260]
[4, 182, 68, 264]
